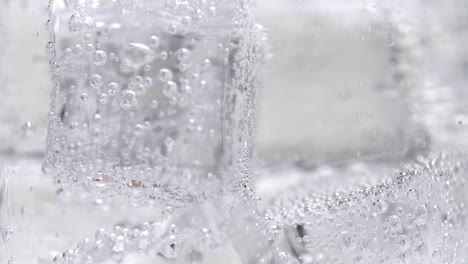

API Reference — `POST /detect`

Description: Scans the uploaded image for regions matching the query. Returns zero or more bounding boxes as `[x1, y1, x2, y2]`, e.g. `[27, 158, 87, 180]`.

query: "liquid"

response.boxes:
[1, 0, 262, 263]
[1, 0, 468, 263]
[253, 1, 468, 263]
[45, 0, 258, 205]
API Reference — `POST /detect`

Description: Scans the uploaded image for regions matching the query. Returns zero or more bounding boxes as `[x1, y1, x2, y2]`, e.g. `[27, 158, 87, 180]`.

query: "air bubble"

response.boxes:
[112, 236, 125, 252]
[168, 24, 177, 35]
[121, 43, 154, 66]
[158, 69, 174, 82]
[80, 93, 89, 101]
[373, 199, 389, 214]
[98, 93, 109, 105]
[386, 215, 403, 234]
[181, 16, 192, 26]
[208, 6, 216, 16]
[395, 235, 412, 251]
[278, 252, 289, 263]
[338, 231, 355, 251]
[85, 43, 95, 53]
[119, 90, 138, 111]
[163, 81, 178, 98]
[176, 48, 191, 62]
[90, 74, 103, 89]
[134, 124, 144, 137]
[133, 83, 146, 96]
[2, 225, 14, 243]
[73, 44, 83, 57]
[68, 13, 85, 34]
[107, 82, 120, 96]
[82, 170, 114, 196]
[144, 77, 153, 87]
[149, 35, 160, 48]
[160, 51, 168, 60]
[93, 50, 108, 66]
[93, 113, 102, 122]
[64, 48, 73, 60]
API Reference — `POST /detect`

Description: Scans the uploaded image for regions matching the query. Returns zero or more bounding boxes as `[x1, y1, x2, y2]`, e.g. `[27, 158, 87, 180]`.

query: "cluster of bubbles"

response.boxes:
[262, 151, 468, 264]
[45, 0, 260, 204]
[41, 1, 468, 264]
[255, 6, 468, 264]
[47, 220, 217, 264]
[45, 195, 274, 264]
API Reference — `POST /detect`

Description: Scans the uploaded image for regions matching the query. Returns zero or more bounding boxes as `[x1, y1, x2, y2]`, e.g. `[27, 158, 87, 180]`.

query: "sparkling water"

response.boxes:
[253, 1, 468, 263]
[1, 0, 468, 263]
[1, 0, 264, 263]
[45, 0, 260, 205]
